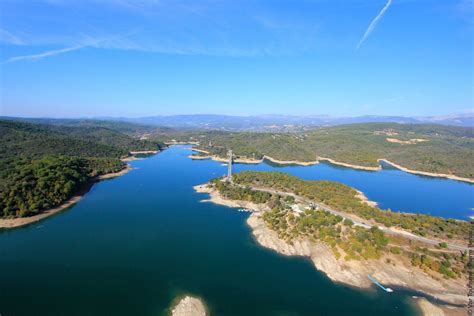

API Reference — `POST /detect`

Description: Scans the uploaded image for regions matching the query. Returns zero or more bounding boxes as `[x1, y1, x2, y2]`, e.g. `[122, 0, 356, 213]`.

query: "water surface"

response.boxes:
[1, 145, 471, 315]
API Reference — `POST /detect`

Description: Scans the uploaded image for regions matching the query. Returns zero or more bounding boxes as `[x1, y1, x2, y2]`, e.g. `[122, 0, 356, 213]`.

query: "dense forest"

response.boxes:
[210, 172, 469, 279]
[177, 123, 474, 179]
[0, 119, 163, 218]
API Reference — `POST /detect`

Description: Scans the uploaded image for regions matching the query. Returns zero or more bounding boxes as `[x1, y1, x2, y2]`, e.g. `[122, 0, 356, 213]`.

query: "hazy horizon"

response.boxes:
[2, 111, 473, 120]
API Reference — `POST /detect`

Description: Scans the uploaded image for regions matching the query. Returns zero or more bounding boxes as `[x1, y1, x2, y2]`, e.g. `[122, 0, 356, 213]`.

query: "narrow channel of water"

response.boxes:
[231, 155, 474, 220]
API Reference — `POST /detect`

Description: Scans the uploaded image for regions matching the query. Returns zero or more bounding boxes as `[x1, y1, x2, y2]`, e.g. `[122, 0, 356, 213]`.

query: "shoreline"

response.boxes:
[378, 159, 474, 184]
[0, 193, 85, 229]
[354, 189, 378, 207]
[188, 147, 474, 183]
[316, 156, 381, 171]
[0, 167, 133, 229]
[165, 141, 200, 146]
[0, 151, 158, 229]
[194, 183, 467, 310]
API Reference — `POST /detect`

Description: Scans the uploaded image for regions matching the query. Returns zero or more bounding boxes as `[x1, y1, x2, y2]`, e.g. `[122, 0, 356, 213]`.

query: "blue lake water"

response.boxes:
[0, 145, 472, 315]
[232, 156, 474, 220]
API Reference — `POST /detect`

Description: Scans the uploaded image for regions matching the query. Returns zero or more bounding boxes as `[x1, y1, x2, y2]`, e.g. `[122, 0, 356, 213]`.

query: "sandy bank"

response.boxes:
[195, 184, 467, 306]
[129, 150, 158, 155]
[317, 157, 381, 171]
[415, 298, 444, 316]
[379, 159, 474, 184]
[171, 296, 207, 316]
[414, 297, 466, 316]
[189, 150, 263, 164]
[165, 141, 200, 145]
[354, 190, 378, 207]
[188, 155, 212, 160]
[263, 156, 316, 166]
[0, 194, 84, 229]
[121, 152, 156, 162]
[98, 165, 133, 179]
[191, 148, 210, 155]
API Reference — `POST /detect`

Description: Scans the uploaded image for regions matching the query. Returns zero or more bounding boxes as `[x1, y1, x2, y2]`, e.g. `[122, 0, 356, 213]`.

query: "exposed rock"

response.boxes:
[172, 296, 207, 316]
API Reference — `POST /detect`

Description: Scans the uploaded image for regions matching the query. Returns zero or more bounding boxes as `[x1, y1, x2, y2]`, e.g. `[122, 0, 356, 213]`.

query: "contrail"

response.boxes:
[356, 0, 392, 51]
[3, 30, 136, 64]
[5, 45, 87, 63]
[0, 29, 25, 45]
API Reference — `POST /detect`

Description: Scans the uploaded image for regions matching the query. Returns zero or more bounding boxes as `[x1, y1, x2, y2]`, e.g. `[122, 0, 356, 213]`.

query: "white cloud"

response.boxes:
[356, 0, 392, 51]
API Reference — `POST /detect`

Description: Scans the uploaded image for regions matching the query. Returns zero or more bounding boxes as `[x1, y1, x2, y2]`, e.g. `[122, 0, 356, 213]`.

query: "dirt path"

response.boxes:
[234, 184, 467, 251]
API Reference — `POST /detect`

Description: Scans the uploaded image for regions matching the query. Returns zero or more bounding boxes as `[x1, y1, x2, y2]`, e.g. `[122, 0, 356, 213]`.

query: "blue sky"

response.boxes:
[0, 0, 472, 117]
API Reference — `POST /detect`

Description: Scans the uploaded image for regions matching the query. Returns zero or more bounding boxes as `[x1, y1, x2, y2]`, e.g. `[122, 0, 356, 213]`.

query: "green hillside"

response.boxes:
[0, 120, 162, 218]
[179, 123, 474, 179]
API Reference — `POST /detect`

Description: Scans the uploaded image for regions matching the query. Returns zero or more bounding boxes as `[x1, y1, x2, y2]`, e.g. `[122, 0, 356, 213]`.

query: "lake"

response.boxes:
[0, 145, 471, 315]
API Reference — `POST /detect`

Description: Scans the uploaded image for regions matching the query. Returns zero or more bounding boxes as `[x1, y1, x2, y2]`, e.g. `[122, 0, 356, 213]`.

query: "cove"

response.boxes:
[0, 145, 471, 315]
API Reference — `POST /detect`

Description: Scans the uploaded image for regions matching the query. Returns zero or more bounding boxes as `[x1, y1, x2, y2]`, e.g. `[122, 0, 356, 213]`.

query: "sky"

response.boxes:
[0, 0, 472, 118]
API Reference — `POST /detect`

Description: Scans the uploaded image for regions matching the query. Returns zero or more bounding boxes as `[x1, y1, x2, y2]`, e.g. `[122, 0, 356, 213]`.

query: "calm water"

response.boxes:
[0, 145, 472, 315]
[232, 158, 473, 220]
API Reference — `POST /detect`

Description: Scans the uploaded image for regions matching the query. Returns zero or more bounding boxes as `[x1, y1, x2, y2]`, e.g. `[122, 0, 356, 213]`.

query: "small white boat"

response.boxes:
[237, 208, 251, 212]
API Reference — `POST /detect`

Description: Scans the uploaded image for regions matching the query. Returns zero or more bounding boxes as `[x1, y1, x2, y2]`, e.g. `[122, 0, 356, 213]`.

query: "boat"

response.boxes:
[368, 275, 393, 293]
[237, 208, 251, 212]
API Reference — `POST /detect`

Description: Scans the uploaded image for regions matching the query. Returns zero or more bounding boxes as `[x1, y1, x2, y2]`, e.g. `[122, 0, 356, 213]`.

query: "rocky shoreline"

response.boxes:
[194, 183, 467, 314]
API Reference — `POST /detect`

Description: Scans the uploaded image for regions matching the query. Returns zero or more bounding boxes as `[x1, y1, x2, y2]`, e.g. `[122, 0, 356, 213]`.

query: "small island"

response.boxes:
[195, 171, 469, 314]
[171, 296, 208, 316]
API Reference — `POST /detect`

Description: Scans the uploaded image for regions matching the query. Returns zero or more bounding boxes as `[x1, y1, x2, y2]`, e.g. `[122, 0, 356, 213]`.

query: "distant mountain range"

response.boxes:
[3, 114, 472, 131]
[98, 114, 473, 130]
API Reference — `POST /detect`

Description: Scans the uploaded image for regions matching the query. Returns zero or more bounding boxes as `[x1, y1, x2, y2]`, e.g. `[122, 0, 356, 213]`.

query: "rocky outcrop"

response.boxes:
[171, 296, 207, 316]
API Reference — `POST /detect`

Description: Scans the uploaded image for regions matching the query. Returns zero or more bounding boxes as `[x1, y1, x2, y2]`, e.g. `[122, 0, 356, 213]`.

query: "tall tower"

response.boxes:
[227, 149, 233, 182]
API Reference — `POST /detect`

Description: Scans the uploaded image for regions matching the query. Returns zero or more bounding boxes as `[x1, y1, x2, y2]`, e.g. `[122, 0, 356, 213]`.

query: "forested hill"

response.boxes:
[178, 123, 474, 180]
[0, 120, 163, 218]
[0, 117, 170, 136]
